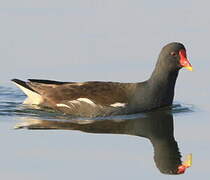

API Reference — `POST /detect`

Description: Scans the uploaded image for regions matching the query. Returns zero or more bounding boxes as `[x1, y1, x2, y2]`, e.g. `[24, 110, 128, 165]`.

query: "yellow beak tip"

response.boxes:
[184, 66, 193, 71]
[183, 153, 192, 167]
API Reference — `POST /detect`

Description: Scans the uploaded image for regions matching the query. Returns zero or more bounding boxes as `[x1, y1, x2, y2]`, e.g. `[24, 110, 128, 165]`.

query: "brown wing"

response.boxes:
[27, 80, 135, 106]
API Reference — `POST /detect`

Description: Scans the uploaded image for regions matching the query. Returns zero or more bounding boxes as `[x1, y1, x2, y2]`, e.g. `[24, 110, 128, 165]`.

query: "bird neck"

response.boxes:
[148, 61, 179, 90]
[146, 61, 179, 106]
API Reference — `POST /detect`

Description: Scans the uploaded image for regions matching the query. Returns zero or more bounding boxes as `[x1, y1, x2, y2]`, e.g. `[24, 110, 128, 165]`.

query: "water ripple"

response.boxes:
[0, 86, 195, 121]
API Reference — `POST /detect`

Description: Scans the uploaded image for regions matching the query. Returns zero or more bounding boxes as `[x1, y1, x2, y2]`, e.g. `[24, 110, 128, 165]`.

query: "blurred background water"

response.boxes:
[0, 0, 210, 179]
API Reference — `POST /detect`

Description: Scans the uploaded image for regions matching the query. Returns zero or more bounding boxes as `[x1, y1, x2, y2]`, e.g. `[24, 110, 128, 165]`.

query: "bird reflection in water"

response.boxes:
[15, 109, 192, 175]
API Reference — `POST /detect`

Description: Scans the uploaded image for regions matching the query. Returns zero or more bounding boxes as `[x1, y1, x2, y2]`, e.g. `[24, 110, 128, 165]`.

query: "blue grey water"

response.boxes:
[1, 1, 210, 179]
[1, 68, 210, 179]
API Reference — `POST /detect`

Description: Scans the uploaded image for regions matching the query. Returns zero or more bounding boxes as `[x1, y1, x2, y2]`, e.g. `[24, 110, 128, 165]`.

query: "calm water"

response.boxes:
[0, 82, 209, 179]
[1, 1, 210, 179]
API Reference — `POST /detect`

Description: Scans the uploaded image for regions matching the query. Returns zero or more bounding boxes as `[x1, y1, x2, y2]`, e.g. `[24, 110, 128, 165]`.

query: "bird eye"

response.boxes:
[170, 52, 176, 56]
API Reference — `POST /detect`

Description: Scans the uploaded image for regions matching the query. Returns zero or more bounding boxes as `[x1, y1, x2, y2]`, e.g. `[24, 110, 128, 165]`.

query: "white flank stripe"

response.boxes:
[77, 98, 96, 105]
[76, 120, 95, 124]
[56, 104, 70, 108]
[110, 102, 126, 107]
[69, 100, 81, 104]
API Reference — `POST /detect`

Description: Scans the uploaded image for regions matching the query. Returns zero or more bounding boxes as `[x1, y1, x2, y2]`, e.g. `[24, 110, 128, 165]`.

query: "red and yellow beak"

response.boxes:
[177, 154, 192, 174]
[179, 49, 193, 71]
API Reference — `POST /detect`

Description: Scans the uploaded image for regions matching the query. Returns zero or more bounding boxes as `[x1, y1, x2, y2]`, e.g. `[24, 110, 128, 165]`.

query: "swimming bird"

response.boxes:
[12, 42, 192, 117]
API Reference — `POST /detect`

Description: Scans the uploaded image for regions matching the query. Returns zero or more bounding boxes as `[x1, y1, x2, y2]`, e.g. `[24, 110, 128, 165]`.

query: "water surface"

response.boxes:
[1, 1, 210, 179]
[0, 85, 209, 179]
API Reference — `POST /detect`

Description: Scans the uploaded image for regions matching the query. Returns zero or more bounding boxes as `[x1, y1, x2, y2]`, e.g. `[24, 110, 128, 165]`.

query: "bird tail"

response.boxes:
[11, 79, 43, 105]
